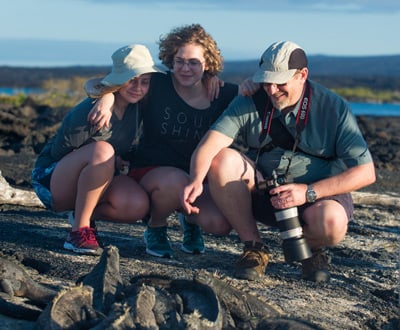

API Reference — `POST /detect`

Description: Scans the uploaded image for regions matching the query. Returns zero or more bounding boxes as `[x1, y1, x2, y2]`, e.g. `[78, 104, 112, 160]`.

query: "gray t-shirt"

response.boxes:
[35, 98, 142, 169]
[211, 80, 373, 183]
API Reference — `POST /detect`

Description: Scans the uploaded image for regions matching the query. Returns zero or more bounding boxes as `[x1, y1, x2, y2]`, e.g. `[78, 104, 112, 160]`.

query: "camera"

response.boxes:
[259, 171, 312, 263]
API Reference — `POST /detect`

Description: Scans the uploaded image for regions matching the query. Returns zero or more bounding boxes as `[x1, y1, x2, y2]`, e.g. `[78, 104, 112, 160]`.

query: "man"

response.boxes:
[181, 41, 375, 282]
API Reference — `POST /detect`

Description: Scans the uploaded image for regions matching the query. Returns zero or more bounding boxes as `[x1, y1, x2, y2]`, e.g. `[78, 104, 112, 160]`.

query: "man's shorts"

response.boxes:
[251, 190, 354, 227]
[31, 162, 57, 210]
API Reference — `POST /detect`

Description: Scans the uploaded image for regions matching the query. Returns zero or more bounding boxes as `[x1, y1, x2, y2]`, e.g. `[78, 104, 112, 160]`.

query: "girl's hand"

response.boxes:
[203, 74, 224, 100]
[87, 93, 115, 129]
[239, 78, 260, 96]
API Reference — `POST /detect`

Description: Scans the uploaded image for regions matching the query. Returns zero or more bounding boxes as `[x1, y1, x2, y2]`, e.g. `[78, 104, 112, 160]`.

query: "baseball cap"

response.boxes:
[252, 41, 308, 84]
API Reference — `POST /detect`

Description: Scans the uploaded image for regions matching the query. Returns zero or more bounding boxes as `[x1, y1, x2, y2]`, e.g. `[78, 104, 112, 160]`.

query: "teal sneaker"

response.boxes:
[143, 226, 173, 258]
[179, 213, 205, 254]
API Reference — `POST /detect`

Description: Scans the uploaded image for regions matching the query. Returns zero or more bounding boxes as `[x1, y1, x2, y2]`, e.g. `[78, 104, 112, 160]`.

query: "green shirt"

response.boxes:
[211, 80, 373, 183]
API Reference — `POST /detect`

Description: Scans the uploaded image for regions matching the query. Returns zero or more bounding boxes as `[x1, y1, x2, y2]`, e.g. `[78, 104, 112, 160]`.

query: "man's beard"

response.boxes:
[271, 98, 289, 111]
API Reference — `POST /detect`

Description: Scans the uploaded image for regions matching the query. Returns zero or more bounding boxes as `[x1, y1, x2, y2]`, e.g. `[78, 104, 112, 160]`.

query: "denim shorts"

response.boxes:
[31, 162, 57, 210]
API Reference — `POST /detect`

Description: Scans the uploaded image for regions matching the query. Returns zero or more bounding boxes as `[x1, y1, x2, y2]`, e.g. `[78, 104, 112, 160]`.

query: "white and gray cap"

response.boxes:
[253, 41, 308, 84]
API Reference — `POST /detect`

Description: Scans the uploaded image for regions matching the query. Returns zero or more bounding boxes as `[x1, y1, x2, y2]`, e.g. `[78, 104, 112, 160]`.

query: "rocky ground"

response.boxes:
[0, 98, 399, 329]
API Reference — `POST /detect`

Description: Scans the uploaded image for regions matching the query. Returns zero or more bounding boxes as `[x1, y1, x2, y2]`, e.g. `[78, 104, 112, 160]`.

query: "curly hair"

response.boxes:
[158, 23, 223, 76]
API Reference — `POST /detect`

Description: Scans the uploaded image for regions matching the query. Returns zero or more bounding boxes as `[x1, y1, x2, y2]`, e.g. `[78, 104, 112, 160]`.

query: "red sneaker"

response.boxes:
[63, 227, 103, 255]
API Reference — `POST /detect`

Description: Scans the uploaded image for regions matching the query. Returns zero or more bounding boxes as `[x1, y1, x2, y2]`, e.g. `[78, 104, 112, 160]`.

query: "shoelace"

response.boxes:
[240, 249, 265, 264]
[149, 228, 169, 244]
[184, 224, 196, 240]
[81, 227, 97, 243]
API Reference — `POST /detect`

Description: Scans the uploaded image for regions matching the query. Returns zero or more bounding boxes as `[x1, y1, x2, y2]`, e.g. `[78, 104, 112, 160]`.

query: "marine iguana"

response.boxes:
[0, 256, 57, 321]
[0, 256, 56, 305]
[81, 245, 124, 314]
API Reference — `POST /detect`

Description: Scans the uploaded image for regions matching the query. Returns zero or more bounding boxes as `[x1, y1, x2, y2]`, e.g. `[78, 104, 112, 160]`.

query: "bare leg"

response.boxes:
[50, 141, 115, 230]
[140, 167, 189, 227]
[207, 148, 262, 243]
[302, 200, 348, 249]
[188, 184, 232, 236]
[93, 175, 150, 223]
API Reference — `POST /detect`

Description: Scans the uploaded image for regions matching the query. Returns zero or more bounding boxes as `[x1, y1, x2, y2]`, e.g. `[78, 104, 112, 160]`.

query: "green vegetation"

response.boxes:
[35, 77, 88, 107]
[332, 87, 400, 103]
[0, 77, 88, 108]
[0, 93, 27, 107]
[1, 77, 400, 108]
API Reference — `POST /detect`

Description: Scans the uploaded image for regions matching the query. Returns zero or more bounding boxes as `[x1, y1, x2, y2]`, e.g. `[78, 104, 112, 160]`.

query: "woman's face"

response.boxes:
[118, 73, 152, 104]
[172, 43, 208, 87]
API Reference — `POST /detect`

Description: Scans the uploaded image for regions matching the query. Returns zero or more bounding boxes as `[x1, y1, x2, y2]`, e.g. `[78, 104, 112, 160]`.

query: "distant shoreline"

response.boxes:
[1, 64, 400, 104]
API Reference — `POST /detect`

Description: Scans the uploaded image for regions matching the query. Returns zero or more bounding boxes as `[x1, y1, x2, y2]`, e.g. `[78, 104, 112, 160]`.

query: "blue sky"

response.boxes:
[1, 0, 400, 66]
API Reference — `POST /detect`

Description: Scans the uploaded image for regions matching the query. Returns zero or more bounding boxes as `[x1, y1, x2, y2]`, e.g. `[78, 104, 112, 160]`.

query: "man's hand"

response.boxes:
[269, 183, 308, 209]
[180, 181, 204, 215]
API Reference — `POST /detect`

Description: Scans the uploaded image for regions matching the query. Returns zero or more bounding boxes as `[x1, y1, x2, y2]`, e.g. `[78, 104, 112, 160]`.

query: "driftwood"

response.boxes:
[351, 191, 400, 209]
[0, 171, 398, 209]
[0, 170, 44, 208]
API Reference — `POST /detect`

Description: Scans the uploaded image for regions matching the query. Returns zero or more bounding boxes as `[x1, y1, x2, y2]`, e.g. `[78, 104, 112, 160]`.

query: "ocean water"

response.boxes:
[0, 87, 43, 95]
[349, 102, 400, 117]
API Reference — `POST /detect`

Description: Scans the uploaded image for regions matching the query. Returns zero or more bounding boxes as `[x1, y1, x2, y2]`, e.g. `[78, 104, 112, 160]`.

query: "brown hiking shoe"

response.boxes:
[234, 241, 269, 281]
[301, 248, 331, 283]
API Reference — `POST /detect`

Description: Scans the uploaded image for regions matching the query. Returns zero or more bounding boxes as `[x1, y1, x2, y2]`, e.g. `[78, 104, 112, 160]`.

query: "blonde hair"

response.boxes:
[158, 23, 223, 76]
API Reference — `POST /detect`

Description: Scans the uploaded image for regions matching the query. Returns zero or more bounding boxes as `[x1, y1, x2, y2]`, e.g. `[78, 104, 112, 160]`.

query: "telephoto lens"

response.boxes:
[266, 172, 312, 263]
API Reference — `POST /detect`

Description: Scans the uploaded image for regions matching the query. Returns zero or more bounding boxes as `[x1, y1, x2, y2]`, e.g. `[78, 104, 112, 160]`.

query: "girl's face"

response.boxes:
[172, 43, 208, 87]
[118, 73, 152, 104]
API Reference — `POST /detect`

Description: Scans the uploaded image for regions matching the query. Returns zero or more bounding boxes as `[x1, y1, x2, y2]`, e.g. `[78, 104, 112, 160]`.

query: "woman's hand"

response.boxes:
[239, 77, 260, 96]
[203, 74, 224, 100]
[87, 93, 115, 129]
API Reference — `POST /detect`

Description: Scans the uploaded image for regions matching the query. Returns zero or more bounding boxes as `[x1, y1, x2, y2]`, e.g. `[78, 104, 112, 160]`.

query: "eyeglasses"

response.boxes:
[173, 58, 204, 70]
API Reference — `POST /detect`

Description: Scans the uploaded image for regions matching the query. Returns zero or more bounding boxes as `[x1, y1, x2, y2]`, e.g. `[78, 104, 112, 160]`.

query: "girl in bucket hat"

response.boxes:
[32, 44, 166, 256]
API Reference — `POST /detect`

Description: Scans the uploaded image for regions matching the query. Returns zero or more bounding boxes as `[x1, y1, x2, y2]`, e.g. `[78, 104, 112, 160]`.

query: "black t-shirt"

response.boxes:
[132, 72, 238, 172]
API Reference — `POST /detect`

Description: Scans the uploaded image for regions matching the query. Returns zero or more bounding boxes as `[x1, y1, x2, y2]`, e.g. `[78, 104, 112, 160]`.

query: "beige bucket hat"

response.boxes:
[86, 44, 166, 97]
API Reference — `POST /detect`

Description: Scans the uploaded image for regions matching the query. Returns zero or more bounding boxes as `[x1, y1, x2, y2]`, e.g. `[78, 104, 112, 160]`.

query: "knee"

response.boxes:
[303, 204, 348, 246]
[306, 215, 347, 247]
[209, 148, 242, 179]
[110, 189, 150, 220]
[197, 217, 232, 236]
[121, 195, 150, 220]
[324, 215, 348, 246]
[149, 168, 189, 198]
[92, 141, 115, 164]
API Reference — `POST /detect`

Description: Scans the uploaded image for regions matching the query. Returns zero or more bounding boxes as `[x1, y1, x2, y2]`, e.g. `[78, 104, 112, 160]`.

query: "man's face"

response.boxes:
[262, 68, 308, 111]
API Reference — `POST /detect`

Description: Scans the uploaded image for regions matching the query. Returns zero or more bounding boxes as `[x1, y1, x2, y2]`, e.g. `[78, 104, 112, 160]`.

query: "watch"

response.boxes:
[306, 184, 317, 203]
